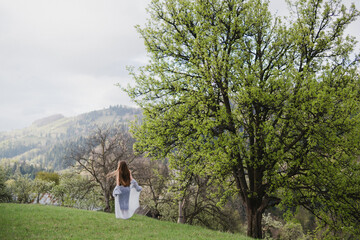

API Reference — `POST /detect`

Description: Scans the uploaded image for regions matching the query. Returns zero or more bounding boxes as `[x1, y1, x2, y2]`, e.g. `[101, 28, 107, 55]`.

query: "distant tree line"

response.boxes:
[0, 168, 103, 210]
[0, 142, 37, 159]
[2, 161, 46, 180]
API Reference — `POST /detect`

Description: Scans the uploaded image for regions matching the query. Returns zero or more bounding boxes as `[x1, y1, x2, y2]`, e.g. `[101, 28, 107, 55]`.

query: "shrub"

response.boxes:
[280, 221, 305, 240]
[0, 167, 12, 202]
[35, 172, 60, 185]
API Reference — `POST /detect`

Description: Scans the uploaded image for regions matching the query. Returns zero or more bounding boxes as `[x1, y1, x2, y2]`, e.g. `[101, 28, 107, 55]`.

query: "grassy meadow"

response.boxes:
[0, 203, 252, 240]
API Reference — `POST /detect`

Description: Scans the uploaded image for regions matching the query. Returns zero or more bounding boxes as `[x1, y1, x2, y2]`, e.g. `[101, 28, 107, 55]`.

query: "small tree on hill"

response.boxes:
[33, 179, 55, 204]
[33, 171, 59, 204]
[51, 173, 100, 209]
[9, 174, 34, 203]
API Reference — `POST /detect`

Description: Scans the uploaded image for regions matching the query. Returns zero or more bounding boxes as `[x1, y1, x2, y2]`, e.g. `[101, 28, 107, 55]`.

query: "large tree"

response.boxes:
[126, 0, 360, 238]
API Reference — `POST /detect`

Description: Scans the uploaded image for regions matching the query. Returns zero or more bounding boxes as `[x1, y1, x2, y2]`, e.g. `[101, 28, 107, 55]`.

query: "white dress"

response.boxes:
[112, 179, 142, 219]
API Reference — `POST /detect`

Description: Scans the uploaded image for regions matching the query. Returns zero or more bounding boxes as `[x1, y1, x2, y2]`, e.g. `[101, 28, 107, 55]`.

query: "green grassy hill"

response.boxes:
[0, 204, 252, 240]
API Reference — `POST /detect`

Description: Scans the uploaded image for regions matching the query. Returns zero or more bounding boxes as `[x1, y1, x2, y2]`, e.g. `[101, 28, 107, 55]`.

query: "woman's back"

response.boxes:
[113, 179, 142, 219]
[109, 161, 142, 219]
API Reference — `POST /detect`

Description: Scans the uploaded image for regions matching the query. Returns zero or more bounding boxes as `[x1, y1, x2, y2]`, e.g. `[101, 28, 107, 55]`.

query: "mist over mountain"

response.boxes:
[32, 114, 65, 127]
[0, 105, 141, 172]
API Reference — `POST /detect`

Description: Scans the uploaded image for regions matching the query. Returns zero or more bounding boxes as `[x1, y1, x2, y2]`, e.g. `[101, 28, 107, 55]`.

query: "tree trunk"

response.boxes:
[247, 206, 263, 239]
[177, 199, 186, 223]
[104, 191, 111, 212]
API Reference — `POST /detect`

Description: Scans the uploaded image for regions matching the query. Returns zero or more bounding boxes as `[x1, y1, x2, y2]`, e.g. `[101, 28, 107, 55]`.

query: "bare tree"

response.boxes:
[67, 125, 135, 212]
[132, 158, 173, 219]
[133, 158, 243, 232]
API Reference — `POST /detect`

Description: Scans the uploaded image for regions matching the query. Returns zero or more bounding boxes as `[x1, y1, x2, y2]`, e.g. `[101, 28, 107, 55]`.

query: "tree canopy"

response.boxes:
[126, 0, 360, 238]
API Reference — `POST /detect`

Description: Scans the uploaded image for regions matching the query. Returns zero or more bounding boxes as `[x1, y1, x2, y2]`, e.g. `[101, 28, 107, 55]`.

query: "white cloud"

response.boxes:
[0, 0, 150, 131]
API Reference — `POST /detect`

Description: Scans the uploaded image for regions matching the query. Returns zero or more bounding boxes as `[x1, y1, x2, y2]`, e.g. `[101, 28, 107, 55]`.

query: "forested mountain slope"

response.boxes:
[0, 105, 141, 172]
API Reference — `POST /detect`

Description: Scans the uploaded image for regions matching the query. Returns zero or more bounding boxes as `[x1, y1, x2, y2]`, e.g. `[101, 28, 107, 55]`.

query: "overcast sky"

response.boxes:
[0, 0, 359, 132]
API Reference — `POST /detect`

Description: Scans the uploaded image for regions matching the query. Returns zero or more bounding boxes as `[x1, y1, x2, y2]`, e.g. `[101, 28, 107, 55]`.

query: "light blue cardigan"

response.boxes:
[112, 179, 142, 219]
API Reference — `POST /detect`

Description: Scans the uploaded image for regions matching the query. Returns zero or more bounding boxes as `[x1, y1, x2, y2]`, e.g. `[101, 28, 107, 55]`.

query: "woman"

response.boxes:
[108, 161, 142, 219]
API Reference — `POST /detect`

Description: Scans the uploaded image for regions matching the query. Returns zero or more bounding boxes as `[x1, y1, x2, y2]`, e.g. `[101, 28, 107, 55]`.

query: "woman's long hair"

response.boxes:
[108, 161, 131, 187]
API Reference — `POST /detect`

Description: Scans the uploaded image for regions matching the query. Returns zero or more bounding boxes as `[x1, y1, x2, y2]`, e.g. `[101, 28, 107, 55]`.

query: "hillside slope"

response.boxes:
[0, 204, 251, 240]
[0, 105, 141, 170]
